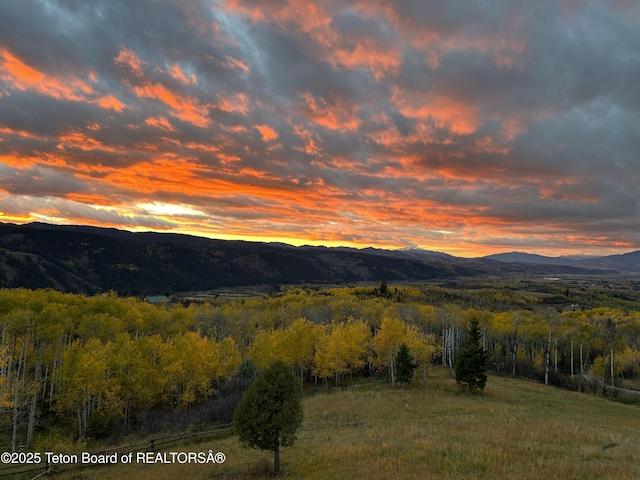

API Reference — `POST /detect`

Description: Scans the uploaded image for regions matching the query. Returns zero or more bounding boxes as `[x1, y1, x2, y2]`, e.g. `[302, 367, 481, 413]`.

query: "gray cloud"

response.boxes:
[1, 0, 639, 255]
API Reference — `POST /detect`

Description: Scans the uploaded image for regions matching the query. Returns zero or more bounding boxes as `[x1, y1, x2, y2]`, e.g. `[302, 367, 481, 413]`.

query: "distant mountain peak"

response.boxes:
[396, 247, 451, 256]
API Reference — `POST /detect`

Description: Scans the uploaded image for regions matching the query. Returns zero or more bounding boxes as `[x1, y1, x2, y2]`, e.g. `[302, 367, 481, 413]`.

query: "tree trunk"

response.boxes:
[544, 349, 550, 385]
[544, 326, 552, 385]
[570, 340, 574, 377]
[274, 444, 280, 475]
[578, 343, 584, 392]
[389, 349, 395, 387]
[600, 355, 606, 395]
[12, 336, 27, 452]
[27, 361, 41, 448]
[610, 347, 614, 388]
[511, 321, 519, 375]
[12, 381, 19, 452]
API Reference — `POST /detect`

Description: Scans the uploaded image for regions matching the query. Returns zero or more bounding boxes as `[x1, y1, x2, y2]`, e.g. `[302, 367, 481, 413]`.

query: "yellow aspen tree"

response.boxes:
[249, 329, 284, 370]
[312, 326, 334, 386]
[213, 336, 241, 382]
[374, 315, 407, 386]
[437, 304, 463, 371]
[163, 332, 217, 408]
[0, 342, 10, 408]
[324, 323, 347, 386]
[405, 325, 439, 386]
[133, 334, 167, 410]
[619, 312, 640, 377]
[280, 319, 320, 381]
[4, 308, 38, 452]
[312, 320, 368, 386]
[340, 319, 370, 377]
[56, 338, 114, 438]
[111, 333, 169, 428]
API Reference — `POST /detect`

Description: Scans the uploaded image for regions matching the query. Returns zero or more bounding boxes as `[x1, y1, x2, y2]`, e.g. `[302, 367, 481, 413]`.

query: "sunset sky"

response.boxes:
[1, 0, 639, 257]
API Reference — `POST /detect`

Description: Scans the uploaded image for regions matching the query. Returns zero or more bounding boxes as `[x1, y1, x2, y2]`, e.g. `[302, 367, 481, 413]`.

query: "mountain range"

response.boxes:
[0, 222, 637, 296]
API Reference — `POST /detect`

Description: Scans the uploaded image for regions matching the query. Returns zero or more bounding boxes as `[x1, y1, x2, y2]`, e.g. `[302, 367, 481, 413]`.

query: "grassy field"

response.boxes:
[51, 369, 640, 479]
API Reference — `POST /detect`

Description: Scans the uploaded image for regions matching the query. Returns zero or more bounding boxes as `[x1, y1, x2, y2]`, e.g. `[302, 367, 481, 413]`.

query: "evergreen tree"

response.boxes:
[233, 359, 258, 390]
[234, 360, 303, 475]
[379, 279, 388, 297]
[395, 343, 417, 388]
[455, 317, 488, 394]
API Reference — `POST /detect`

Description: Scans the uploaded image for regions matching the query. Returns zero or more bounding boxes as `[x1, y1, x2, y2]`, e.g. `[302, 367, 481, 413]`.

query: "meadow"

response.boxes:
[50, 368, 640, 480]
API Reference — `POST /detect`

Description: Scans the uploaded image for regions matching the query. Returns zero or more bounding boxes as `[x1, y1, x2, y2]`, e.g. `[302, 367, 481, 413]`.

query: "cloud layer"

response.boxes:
[1, 0, 639, 256]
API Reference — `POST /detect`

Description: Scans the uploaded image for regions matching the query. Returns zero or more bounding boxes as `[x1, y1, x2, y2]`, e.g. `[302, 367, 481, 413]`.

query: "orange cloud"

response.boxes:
[391, 88, 479, 136]
[57, 131, 118, 153]
[0, 48, 45, 83]
[292, 124, 322, 155]
[86, 158, 340, 224]
[0, 48, 129, 114]
[255, 124, 279, 141]
[114, 47, 145, 77]
[169, 63, 197, 85]
[133, 82, 210, 127]
[96, 94, 126, 112]
[352, 1, 528, 72]
[81, 160, 202, 196]
[66, 193, 118, 206]
[222, 56, 250, 74]
[0, 153, 67, 170]
[114, 48, 210, 126]
[225, 0, 336, 47]
[216, 92, 250, 115]
[332, 39, 401, 80]
[0, 48, 94, 101]
[299, 92, 360, 131]
[0, 126, 41, 140]
[226, 1, 402, 81]
[145, 116, 175, 131]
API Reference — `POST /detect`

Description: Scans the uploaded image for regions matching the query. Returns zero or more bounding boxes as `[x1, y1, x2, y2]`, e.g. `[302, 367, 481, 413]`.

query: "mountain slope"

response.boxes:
[0, 222, 624, 295]
[576, 250, 640, 273]
[485, 250, 640, 273]
[484, 252, 577, 265]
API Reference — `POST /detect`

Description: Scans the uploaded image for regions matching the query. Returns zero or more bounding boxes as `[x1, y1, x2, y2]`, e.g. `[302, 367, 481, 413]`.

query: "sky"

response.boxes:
[1, 0, 639, 258]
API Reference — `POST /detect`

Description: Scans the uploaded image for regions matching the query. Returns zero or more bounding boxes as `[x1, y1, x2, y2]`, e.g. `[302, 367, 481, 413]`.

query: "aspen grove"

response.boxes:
[1, 283, 640, 450]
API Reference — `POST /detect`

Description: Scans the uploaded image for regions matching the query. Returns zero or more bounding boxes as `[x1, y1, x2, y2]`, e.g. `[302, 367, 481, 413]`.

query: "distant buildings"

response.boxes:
[144, 295, 171, 304]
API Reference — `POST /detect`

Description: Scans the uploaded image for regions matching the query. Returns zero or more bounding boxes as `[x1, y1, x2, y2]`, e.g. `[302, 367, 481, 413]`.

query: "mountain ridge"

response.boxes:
[485, 250, 640, 273]
[0, 222, 634, 295]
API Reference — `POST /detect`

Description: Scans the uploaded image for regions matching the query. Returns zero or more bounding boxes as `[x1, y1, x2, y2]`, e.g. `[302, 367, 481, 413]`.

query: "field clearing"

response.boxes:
[51, 369, 640, 480]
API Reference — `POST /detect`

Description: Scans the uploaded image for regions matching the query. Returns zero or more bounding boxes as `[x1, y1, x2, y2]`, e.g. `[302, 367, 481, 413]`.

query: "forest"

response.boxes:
[1, 278, 640, 452]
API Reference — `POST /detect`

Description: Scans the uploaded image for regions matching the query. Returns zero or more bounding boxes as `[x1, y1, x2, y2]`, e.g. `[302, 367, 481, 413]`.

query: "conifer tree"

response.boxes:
[455, 317, 488, 394]
[395, 343, 417, 388]
[234, 360, 303, 475]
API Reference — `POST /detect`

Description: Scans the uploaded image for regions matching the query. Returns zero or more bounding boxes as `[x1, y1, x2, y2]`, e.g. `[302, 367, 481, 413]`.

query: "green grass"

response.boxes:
[50, 369, 640, 479]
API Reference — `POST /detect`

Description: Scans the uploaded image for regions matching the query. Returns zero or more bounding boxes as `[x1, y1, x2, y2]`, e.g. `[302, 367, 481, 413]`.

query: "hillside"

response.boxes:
[485, 251, 578, 265]
[486, 250, 640, 273]
[49, 371, 640, 480]
[0, 222, 625, 295]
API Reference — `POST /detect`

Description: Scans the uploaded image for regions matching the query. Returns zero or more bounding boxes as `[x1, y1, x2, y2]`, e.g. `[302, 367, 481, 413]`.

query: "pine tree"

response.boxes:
[395, 343, 417, 388]
[455, 317, 488, 394]
[234, 360, 303, 475]
[379, 279, 388, 297]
